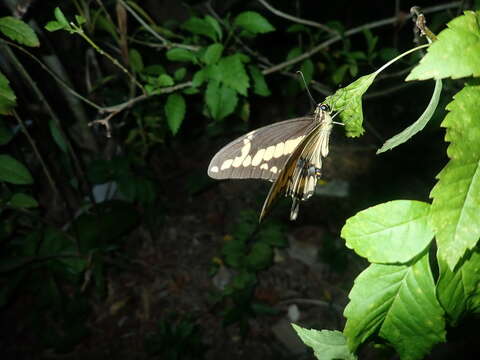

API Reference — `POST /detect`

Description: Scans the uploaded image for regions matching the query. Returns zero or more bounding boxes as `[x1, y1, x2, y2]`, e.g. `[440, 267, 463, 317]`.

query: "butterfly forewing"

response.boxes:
[208, 117, 316, 182]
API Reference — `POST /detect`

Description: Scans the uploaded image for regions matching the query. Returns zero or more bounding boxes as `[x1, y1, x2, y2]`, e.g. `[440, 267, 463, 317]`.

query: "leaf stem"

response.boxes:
[375, 44, 429, 75]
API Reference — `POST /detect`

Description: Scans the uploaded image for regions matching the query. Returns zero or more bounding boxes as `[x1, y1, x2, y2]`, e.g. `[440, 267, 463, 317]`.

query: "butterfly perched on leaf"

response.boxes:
[208, 103, 336, 222]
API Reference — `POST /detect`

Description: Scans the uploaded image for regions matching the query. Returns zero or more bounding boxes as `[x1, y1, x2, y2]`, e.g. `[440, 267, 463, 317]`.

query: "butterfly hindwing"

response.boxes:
[259, 123, 323, 221]
[208, 117, 316, 182]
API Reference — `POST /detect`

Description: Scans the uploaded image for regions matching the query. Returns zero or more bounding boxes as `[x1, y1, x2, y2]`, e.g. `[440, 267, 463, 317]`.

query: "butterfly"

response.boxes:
[208, 103, 335, 222]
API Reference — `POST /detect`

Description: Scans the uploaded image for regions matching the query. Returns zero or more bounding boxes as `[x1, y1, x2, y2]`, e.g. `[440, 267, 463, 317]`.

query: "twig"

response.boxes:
[12, 110, 59, 199]
[257, 0, 338, 35]
[71, 22, 146, 94]
[118, 0, 200, 51]
[262, 1, 461, 76]
[89, 81, 193, 134]
[411, 6, 438, 42]
[1, 39, 101, 110]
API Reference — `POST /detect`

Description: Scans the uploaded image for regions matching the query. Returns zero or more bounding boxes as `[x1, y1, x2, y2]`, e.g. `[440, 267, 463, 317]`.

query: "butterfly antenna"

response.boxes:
[296, 71, 316, 110]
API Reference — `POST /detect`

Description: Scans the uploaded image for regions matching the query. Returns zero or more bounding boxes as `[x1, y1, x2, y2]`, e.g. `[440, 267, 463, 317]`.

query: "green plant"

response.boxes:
[144, 314, 207, 360]
[293, 10, 480, 360]
[216, 210, 286, 332]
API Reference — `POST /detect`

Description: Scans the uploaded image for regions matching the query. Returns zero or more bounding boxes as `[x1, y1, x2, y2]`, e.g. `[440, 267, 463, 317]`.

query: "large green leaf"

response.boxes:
[233, 11, 275, 34]
[407, 11, 480, 80]
[377, 79, 442, 154]
[292, 325, 356, 360]
[429, 85, 480, 270]
[165, 93, 186, 135]
[341, 200, 433, 264]
[344, 253, 445, 360]
[205, 80, 238, 121]
[326, 73, 376, 137]
[437, 251, 480, 325]
[217, 54, 250, 96]
[0, 16, 39, 47]
[0, 71, 16, 115]
[0, 154, 33, 184]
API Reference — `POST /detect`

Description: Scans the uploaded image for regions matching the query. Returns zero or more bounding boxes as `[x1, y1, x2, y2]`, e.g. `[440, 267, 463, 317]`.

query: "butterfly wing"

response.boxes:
[259, 110, 333, 221]
[208, 117, 316, 182]
[259, 123, 323, 221]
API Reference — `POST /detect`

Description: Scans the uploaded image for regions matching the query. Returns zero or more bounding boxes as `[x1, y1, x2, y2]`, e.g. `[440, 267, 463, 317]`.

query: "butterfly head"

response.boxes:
[319, 103, 331, 112]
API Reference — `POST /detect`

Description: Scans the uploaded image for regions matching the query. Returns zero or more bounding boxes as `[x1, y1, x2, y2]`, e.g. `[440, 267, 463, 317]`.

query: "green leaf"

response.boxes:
[246, 242, 272, 271]
[75, 15, 86, 26]
[203, 43, 224, 65]
[248, 65, 270, 96]
[0, 119, 13, 145]
[429, 85, 480, 269]
[166, 48, 197, 63]
[300, 59, 314, 86]
[341, 200, 434, 264]
[0, 154, 33, 184]
[129, 48, 144, 73]
[174, 68, 186, 81]
[218, 54, 250, 96]
[192, 69, 206, 87]
[205, 80, 238, 121]
[54, 7, 69, 27]
[9, 193, 38, 208]
[205, 15, 223, 40]
[0, 16, 39, 47]
[222, 238, 246, 269]
[292, 325, 356, 360]
[0, 71, 16, 115]
[165, 93, 186, 135]
[326, 72, 377, 137]
[437, 251, 480, 325]
[45, 21, 65, 32]
[182, 16, 217, 41]
[377, 80, 442, 154]
[233, 11, 275, 34]
[49, 119, 68, 153]
[258, 223, 286, 247]
[344, 253, 445, 359]
[407, 11, 480, 80]
[158, 74, 174, 87]
[331, 64, 349, 85]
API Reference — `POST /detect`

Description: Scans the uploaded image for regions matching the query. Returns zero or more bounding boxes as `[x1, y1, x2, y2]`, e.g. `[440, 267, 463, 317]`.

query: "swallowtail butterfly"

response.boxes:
[208, 103, 334, 222]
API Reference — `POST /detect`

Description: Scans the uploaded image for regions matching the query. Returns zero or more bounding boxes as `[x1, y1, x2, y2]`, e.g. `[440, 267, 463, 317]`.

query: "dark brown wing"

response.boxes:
[259, 123, 323, 222]
[207, 117, 315, 181]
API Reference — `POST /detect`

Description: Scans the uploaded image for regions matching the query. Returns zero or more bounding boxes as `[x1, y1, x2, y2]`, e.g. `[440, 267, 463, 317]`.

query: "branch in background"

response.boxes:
[261, 1, 461, 76]
[90, 81, 193, 134]
[12, 110, 59, 199]
[257, 0, 338, 35]
[118, 0, 200, 51]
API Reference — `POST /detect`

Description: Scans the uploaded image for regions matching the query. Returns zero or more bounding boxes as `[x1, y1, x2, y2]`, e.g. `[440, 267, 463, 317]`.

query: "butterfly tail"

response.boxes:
[290, 198, 300, 220]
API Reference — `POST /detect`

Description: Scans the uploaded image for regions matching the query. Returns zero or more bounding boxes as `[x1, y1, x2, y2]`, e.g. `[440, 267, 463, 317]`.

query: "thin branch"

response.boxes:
[118, 0, 200, 51]
[100, 81, 192, 114]
[12, 110, 59, 198]
[257, 0, 338, 35]
[262, 1, 461, 76]
[2, 40, 101, 111]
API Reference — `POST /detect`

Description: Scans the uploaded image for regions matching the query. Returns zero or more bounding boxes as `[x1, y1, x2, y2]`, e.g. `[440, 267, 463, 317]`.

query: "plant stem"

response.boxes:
[72, 23, 146, 94]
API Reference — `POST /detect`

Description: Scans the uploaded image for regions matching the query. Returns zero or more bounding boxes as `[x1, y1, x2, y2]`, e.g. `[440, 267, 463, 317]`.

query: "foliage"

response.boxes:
[144, 314, 207, 360]
[295, 10, 480, 360]
[216, 210, 286, 331]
